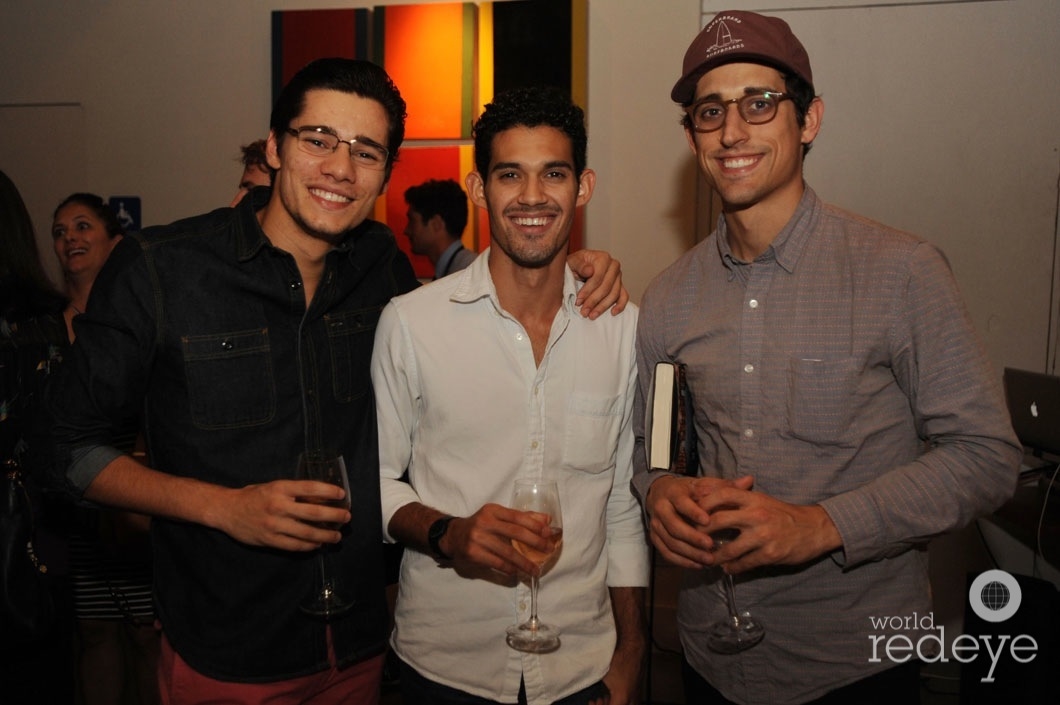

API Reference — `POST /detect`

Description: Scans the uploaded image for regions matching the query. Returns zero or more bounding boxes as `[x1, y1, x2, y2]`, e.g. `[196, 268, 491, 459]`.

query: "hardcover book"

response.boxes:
[647, 361, 698, 475]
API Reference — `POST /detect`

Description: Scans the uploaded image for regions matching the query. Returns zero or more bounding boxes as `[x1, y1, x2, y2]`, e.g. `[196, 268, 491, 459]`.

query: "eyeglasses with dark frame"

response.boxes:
[686, 92, 794, 133]
[285, 126, 389, 170]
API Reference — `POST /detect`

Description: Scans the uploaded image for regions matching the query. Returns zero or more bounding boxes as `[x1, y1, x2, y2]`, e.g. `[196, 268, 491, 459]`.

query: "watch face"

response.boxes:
[429, 516, 453, 559]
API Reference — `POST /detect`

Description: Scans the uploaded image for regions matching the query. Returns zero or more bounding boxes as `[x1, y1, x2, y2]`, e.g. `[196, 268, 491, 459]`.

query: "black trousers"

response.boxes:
[681, 657, 920, 705]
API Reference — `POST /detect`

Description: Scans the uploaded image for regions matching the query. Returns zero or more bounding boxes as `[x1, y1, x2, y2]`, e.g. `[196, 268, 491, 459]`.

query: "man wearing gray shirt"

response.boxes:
[632, 10, 1021, 705]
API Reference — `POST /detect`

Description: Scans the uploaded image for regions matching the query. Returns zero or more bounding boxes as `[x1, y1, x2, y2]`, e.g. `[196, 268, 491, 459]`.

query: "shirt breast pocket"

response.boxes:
[562, 393, 623, 474]
[786, 356, 858, 446]
[182, 329, 276, 430]
[326, 307, 382, 403]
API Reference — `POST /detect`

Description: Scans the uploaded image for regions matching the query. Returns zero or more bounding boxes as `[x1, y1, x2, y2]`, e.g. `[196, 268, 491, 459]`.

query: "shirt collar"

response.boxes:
[716, 185, 820, 274]
[233, 186, 271, 261]
[232, 188, 388, 265]
[449, 247, 581, 315]
[434, 240, 464, 279]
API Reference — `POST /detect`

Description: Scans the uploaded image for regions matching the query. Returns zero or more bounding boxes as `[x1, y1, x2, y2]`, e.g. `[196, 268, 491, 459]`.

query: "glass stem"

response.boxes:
[723, 572, 741, 625]
[318, 552, 331, 598]
[528, 573, 540, 631]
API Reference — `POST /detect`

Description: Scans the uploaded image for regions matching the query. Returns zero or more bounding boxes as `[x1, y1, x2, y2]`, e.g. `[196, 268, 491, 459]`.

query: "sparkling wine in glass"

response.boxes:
[706, 528, 765, 653]
[296, 451, 353, 618]
[505, 478, 563, 653]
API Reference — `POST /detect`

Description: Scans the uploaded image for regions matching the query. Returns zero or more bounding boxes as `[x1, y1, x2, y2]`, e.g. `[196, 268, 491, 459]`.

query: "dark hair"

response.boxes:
[269, 58, 407, 179]
[237, 138, 275, 186]
[472, 86, 587, 179]
[784, 73, 817, 157]
[0, 170, 65, 320]
[404, 179, 468, 238]
[680, 71, 818, 158]
[240, 139, 269, 169]
[52, 193, 123, 238]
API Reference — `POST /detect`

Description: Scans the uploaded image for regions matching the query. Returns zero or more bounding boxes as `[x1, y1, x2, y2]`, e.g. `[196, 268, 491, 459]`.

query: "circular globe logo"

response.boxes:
[968, 569, 1021, 623]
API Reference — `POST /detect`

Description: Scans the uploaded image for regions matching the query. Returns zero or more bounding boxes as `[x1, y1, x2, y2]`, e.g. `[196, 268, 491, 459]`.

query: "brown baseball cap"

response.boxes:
[671, 10, 813, 104]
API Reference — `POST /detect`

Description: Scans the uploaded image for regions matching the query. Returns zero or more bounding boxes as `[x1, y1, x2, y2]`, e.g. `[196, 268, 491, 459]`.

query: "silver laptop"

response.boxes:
[1003, 367, 1060, 467]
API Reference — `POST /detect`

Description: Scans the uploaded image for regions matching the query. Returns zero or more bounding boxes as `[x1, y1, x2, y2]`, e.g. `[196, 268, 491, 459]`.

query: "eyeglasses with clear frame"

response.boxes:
[686, 92, 794, 133]
[285, 126, 389, 170]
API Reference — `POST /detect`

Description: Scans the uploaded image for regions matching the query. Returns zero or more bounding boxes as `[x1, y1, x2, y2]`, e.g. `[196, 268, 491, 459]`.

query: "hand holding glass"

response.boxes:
[506, 479, 563, 653]
[296, 451, 353, 617]
[706, 528, 765, 653]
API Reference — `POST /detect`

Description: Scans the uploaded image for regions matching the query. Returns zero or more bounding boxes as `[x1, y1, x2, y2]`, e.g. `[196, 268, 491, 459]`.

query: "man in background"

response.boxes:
[633, 10, 1020, 705]
[403, 178, 476, 278]
[229, 138, 274, 206]
[374, 86, 648, 705]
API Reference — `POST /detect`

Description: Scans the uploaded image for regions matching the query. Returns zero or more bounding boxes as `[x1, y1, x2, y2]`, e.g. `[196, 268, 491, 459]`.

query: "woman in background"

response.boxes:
[52, 193, 160, 705]
[0, 169, 73, 703]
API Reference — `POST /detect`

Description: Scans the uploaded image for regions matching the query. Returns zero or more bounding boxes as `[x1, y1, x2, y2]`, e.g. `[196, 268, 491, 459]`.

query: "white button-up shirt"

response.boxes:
[373, 251, 649, 705]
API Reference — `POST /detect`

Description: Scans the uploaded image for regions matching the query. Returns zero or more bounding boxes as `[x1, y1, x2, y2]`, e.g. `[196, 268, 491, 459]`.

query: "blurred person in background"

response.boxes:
[229, 138, 274, 206]
[52, 192, 160, 705]
[0, 169, 74, 704]
[402, 178, 475, 278]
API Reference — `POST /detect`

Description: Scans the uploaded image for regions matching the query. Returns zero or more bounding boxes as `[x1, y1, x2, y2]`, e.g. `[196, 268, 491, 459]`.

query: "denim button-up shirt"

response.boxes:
[46, 190, 419, 681]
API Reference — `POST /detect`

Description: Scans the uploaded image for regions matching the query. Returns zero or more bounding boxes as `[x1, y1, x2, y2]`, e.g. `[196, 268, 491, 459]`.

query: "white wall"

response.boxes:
[736, 0, 1060, 376]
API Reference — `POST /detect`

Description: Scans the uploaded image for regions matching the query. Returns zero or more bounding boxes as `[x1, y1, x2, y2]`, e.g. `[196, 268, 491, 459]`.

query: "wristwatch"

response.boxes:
[427, 516, 456, 560]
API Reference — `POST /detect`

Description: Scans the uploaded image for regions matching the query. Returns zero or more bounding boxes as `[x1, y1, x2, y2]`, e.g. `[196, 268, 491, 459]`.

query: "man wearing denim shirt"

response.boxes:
[632, 11, 1022, 705]
[44, 59, 625, 705]
[44, 58, 417, 704]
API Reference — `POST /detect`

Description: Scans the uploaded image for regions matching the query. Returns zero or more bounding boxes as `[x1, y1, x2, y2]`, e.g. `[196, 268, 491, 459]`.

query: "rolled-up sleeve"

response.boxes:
[372, 300, 422, 542]
[45, 236, 155, 498]
[605, 327, 650, 588]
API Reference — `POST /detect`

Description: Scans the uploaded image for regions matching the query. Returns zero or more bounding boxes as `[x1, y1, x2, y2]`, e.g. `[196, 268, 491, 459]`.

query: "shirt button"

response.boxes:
[748, 299, 759, 309]
[290, 280, 303, 291]
[516, 333, 524, 341]
[743, 364, 754, 374]
[221, 339, 233, 350]
[743, 428, 754, 439]
[530, 441, 539, 449]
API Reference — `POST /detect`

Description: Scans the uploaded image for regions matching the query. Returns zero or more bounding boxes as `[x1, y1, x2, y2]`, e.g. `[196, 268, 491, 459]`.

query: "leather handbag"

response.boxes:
[0, 459, 54, 649]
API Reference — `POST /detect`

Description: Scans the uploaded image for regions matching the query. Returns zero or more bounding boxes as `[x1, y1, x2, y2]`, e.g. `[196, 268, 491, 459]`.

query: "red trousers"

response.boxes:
[158, 631, 384, 705]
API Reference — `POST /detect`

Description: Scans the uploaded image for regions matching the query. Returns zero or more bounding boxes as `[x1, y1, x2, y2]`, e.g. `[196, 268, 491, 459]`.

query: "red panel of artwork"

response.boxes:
[272, 10, 367, 100]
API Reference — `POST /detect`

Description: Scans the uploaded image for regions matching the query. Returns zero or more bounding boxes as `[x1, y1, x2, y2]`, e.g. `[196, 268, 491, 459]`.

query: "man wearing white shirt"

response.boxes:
[373, 86, 648, 705]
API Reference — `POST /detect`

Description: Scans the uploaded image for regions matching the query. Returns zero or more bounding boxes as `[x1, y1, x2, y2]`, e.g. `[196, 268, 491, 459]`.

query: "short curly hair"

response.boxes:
[472, 86, 587, 179]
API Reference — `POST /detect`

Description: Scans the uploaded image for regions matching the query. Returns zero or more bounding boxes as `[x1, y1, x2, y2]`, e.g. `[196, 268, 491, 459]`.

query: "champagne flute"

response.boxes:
[505, 478, 563, 653]
[706, 528, 765, 653]
[296, 450, 353, 618]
